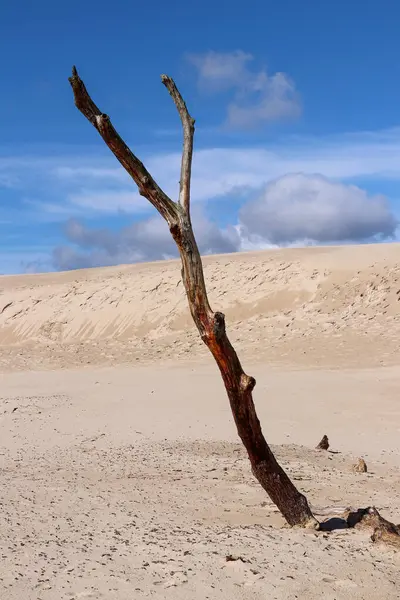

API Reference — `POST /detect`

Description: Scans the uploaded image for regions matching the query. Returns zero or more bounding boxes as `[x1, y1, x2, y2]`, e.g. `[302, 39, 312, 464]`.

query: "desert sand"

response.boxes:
[0, 242, 399, 599]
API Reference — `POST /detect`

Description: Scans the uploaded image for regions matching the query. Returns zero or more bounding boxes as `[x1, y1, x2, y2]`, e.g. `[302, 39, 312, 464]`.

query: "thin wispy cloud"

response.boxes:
[0, 173, 19, 188]
[52, 166, 129, 182]
[2, 125, 400, 272]
[3, 126, 400, 224]
[22, 199, 85, 220]
[187, 50, 301, 129]
[67, 190, 149, 214]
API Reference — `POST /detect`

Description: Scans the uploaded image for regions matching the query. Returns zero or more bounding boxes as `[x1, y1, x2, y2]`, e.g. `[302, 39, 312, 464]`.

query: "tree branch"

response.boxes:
[161, 74, 195, 214]
[68, 66, 318, 529]
[68, 66, 178, 225]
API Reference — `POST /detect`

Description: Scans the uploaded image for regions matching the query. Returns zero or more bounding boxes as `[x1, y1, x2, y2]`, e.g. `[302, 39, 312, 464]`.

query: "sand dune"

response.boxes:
[0, 242, 399, 371]
[1, 243, 400, 599]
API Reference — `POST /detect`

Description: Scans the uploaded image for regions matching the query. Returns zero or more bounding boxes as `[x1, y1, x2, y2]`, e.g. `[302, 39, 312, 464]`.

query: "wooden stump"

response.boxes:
[352, 458, 367, 473]
[316, 435, 329, 450]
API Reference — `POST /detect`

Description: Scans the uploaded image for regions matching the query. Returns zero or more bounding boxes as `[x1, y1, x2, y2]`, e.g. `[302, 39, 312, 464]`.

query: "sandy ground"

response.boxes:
[0, 243, 400, 599]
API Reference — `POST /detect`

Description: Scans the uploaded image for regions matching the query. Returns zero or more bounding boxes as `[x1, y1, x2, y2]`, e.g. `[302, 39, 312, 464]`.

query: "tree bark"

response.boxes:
[68, 67, 318, 529]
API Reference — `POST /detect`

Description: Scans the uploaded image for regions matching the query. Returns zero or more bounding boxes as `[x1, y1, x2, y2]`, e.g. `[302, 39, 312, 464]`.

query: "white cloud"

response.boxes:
[23, 199, 86, 221]
[187, 50, 301, 129]
[52, 166, 129, 182]
[67, 189, 150, 214]
[40, 128, 400, 213]
[3, 126, 400, 230]
[187, 50, 254, 91]
[50, 174, 398, 271]
[239, 174, 397, 245]
[19, 187, 152, 222]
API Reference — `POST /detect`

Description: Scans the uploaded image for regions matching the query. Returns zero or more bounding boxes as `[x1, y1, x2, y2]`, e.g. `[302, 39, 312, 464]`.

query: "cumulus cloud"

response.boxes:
[239, 173, 398, 245]
[53, 209, 240, 271]
[187, 50, 301, 129]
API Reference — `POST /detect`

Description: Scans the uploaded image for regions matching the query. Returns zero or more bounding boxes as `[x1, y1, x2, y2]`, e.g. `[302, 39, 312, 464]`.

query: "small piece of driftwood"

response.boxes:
[316, 435, 329, 450]
[352, 458, 367, 473]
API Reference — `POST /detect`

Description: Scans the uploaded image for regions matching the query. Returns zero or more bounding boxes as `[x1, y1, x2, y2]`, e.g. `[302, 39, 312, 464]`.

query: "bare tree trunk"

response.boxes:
[68, 67, 318, 529]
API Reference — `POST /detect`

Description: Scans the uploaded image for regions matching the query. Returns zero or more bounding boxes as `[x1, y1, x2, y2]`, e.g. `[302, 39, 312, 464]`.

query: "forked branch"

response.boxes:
[68, 66, 318, 529]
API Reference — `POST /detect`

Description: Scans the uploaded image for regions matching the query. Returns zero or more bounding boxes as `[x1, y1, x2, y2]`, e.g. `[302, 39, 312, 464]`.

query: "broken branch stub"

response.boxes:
[316, 435, 329, 450]
[68, 67, 318, 529]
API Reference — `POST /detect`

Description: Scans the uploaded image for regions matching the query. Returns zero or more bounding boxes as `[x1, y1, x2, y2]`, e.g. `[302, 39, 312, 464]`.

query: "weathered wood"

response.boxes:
[68, 67, 177, 225]
[346, 507, 400, 548]
[352, 458, 367, 473]
[161, 75, 194, 214]
[316, 435, 329, 450]
[68, 66, 318, 528]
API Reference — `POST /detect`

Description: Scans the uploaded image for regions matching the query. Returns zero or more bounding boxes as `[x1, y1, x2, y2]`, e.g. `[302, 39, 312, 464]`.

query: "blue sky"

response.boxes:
[1, 0, 400, 273]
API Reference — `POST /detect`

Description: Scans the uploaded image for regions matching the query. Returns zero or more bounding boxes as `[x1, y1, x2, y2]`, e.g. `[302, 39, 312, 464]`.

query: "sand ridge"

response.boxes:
[0, 243, 399, 371]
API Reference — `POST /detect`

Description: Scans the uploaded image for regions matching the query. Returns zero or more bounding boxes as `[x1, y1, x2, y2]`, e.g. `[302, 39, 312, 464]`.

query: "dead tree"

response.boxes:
[68, 66, 319, 528]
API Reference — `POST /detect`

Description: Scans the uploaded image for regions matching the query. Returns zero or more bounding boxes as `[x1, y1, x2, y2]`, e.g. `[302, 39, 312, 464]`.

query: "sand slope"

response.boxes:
[0, 243, 399, 371]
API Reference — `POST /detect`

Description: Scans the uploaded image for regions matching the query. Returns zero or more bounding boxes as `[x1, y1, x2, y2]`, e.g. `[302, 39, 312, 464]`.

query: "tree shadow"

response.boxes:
[318, 507, 400, 549]
[319, 517, 349, 531]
